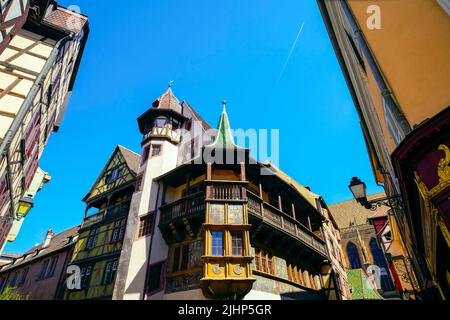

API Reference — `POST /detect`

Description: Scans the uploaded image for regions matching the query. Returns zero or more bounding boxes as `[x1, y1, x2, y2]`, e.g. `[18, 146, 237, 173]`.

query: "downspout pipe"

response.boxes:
[339, 1, 411, 135]
[0, 33, 73, 159]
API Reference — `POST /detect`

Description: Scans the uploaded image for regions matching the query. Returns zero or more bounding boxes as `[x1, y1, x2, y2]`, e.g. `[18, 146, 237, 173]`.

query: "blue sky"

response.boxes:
[6, 0, 382, 253]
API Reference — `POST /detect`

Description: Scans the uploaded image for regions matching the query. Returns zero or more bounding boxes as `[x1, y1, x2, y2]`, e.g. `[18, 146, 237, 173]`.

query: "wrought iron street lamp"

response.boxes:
[349, 177, 403, 211]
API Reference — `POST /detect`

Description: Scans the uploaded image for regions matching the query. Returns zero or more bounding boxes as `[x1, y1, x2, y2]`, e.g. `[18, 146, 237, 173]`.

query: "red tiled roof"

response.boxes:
[43, 6, 88, 34]
[1, 253, 21, 259]
[0, 226, 79, 272]
[182, 100, 213, 131]
[118, 145, 141, 175]
[328, 193, 389, 230]
[152, 88, 182, 114]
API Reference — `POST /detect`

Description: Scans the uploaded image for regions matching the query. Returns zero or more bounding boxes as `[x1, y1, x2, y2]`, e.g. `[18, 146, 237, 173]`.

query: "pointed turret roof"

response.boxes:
[208, 101, 242, 149]
[151, 87, 182, 114]
[137, 85, 188, 134]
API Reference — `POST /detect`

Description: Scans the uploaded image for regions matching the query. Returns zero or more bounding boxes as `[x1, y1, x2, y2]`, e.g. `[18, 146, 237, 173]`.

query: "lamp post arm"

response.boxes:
[365, 195, 404, 212]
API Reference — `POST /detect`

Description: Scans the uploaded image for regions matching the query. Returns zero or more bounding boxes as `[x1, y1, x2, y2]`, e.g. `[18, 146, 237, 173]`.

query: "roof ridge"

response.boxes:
[117, 145, 140, 157]
[181, 100, 213, 131]
[329, 191, 386, 207]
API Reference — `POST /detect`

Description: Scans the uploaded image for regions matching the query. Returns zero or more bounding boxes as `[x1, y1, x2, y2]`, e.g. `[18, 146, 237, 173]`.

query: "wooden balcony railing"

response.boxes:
[209, 183, 243, 201]
[159, 189, 327, 257]
[82, 202, 131, 229]
[82, 211, 105, 229]
[247, 191, 327, 257]
[160, 192, 205, 224]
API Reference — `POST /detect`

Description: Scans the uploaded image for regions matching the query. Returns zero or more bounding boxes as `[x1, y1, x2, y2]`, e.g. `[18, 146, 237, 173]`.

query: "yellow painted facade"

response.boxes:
[348, 0, 450, 134]
[85, 151, 136, 202]
[65, 146, 138, 300]
[318, 0, 450, 299]
[201, 167, 255, 299]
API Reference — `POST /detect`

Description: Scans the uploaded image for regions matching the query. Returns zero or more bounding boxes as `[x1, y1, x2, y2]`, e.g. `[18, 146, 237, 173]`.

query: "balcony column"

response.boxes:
[161, 184, 168, 206]
[206, 163, 212, 199]
[240, 163, 247, 201]
[319, 227, 325, 241]
[84, 205, 90, 218]
[303, 270, 312, 288]
[259, 183, 265, 217]
[184, 173, 191, 215]
[291, 203, 297, 220]
[307, 216, 313, 232]
[278, 194, 283, 212]
[105, 194, 113, 216]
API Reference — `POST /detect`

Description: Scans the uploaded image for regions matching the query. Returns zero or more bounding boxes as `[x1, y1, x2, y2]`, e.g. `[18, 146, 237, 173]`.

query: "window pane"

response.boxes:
[211, 232, 224, 256]
[139, 214, 153, 238]
[231, 232, 243, 256]
[147, 263, 164, 293]
[151, 145, 162, 157]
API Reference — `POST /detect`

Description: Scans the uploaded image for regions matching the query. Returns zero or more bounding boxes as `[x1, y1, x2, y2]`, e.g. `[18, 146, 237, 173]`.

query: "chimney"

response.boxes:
[43, 230, 55, 248]
[305, 186, 311, 191]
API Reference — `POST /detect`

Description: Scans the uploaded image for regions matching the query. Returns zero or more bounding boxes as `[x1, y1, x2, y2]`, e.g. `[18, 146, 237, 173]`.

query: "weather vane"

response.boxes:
[168, 80, 174, 88]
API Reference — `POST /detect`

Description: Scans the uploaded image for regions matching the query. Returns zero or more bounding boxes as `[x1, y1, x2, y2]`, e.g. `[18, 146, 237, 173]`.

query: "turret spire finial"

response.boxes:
[222, 99, 227, 113]
[168, 80, 174, 88]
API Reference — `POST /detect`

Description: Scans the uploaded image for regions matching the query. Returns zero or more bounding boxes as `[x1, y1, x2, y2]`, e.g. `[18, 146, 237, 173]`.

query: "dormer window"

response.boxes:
[154, 117, 168, 128]
[151, 144, 162, 158]
[172, 119, 181, 131]
[105, 168, 122, 184]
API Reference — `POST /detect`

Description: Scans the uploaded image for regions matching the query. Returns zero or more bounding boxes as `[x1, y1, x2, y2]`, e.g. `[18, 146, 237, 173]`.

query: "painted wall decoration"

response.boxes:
[209, 204, 225, 224]
[228, 205, 244, 224]
[275, 257, 288, 280]
[189, 239, 204, 269]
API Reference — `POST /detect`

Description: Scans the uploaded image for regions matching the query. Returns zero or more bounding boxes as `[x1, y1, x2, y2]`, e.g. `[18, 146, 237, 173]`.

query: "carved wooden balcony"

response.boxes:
[246, 191, 328, 258]
[159, 189, 328, 257]
[81, 202, 131, 229]
[160, 192, 205, 225]
[82, 211, 105, 229]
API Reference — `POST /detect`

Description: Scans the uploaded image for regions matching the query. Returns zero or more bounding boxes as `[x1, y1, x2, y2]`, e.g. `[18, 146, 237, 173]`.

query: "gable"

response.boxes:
[85, 148, 136, 202]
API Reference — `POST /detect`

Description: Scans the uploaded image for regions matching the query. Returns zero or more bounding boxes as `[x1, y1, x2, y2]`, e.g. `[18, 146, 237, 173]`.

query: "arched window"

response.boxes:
[370, 238, 395, 291]
[370, 238, 386, 267]
[347, 242, 362, 269]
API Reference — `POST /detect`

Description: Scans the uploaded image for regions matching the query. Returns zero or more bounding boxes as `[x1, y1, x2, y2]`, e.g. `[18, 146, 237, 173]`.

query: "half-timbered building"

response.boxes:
[64, 146, 140, 300]
[113, 87, 337, 300]
[0, 0, 89, 253]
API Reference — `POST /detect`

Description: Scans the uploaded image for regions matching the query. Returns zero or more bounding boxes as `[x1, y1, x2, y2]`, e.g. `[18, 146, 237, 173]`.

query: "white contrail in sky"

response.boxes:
[277, 22, 305, 83]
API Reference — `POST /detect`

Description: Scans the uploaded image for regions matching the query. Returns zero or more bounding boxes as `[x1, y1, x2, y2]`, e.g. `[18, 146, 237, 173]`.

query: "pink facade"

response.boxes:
[0, 227, 78, 300]
[0, 250, 71, 300]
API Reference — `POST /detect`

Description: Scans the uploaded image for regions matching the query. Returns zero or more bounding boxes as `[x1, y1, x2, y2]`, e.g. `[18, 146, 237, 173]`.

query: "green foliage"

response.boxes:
[0, 287, 31, 301]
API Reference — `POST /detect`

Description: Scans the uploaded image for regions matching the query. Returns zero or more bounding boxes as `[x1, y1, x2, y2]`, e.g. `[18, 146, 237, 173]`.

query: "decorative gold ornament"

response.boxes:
[437, 144, 450, 184]
[234, 264, 243, 275]
[213, 264, 222, 275]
